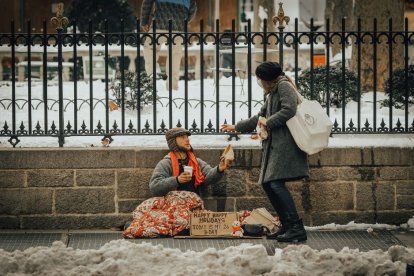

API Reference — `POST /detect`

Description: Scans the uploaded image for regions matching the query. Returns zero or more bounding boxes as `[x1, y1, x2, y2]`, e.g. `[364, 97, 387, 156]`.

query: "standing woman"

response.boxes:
[222, 61, 308, 242]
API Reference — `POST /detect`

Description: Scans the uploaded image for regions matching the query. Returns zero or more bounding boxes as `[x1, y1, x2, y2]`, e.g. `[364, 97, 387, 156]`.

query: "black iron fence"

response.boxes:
[0, 13, 413, 147]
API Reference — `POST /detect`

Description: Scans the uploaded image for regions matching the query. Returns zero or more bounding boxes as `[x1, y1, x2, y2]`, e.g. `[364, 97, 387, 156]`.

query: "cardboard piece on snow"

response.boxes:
[243, 208, 278, 232]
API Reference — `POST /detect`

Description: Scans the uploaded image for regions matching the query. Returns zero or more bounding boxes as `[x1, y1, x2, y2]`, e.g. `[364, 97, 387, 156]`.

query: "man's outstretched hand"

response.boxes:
[218, 156, 232, 172]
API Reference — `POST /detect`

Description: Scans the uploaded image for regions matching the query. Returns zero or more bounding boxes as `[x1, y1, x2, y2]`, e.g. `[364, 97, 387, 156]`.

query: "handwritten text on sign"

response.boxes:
[190, 212, 238, 236]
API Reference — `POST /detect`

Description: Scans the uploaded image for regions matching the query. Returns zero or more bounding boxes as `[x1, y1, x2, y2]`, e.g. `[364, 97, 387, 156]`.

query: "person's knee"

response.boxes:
[269, 180, 287, 193]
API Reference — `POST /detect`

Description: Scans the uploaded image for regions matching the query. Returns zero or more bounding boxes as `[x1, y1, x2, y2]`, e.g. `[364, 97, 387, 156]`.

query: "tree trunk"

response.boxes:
[325, 0, 404, 91]
[253, 0, 277, 67]
[324, 0, 353, 57]
[352, 0, 404, 91]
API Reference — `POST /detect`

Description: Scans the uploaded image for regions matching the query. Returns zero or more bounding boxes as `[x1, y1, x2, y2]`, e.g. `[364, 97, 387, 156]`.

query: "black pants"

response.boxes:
[262, 180, 300, 223]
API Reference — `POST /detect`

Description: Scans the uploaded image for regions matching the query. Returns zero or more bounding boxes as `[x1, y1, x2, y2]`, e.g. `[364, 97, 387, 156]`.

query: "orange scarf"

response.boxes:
[169, 151, 205, 188]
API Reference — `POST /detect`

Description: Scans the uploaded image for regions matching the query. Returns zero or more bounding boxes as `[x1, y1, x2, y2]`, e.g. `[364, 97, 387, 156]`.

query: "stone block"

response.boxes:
[338, 167, 376, 181]
[396, 181, 414, 195]
[0, 189, 52, 215]
[203, 198, 235, 212]
[247, 168, 261, 183]
[251, 149, 262, 167]
[135, 149, 169, 168]
[0, 216, 20, 229]
[28, 170, 73, 187]
[232, 148, 253, 168]
[299, 213, 312, 226]
[409, 166, 414, 179]
[194, 149, 223, 167]
[0, 149, 136, 169]
[376, 211, 414, 225]
[355, 182, 394, 211]
[197, 148, 253, 168]
[117, 168, 153, 199]
[373, 148, 413, 166]
[310, 182, 354, 211]
[21, 214, 131, 229]
[76, 169, 115, 186]
[378, 167, 409, 180]
[309, 167, 338, 181]
[212, 169, 247, 197]
[247, 180, 266, 197]
[287, 181, 308, 213]
[0, 170, 25, 188]
[55, 188, 115, 214]
[308, 153, 319, 166]
[198, 148, 255, 169]
[199, 183, 213, 197]
[361, 148, 373, 166]
[311, 211, 375, 226]
[235, 197, 274, 214]
[396, 195, 414, 209]
[319, 148, 361, 166]
[118, 199, 145, 213]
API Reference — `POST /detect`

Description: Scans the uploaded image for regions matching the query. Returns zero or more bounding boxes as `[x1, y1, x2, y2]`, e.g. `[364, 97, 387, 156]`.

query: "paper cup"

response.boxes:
[183, 166, 193, 176]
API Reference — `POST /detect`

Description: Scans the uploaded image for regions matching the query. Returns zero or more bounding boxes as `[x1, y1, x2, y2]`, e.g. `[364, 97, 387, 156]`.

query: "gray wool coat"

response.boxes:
[149, 155, 224, 196]
[235, 78, 309, 184]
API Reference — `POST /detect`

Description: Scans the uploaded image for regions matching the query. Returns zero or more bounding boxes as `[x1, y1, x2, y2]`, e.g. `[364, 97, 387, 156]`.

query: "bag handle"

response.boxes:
[293, 88, 304, 105]
[281, 78, 304, 105]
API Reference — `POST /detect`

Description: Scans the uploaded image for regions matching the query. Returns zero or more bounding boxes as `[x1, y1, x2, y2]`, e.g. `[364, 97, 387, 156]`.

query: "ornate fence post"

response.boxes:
[50, 3, 69, 147]
[272, 2, 290, 68]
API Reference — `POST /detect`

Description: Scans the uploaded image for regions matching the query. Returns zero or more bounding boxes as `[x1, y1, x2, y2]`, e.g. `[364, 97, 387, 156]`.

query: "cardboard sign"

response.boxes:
[190, 212, 238, 236]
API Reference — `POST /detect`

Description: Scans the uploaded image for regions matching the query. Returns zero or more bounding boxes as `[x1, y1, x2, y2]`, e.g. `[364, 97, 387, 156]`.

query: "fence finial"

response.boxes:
[272, 2, 290, 30]
[50, 3, 69, 30]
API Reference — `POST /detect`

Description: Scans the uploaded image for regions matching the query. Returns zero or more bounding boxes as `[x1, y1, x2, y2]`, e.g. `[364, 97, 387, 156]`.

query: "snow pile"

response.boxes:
[409, 217, 414, 229]
[307, 221, 399, 231]
[0, 240, 413, 276]
[401, 216, 414, 230]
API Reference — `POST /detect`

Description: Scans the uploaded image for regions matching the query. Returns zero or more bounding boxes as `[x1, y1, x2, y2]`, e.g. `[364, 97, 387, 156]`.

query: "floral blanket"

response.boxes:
[123, 191, 252, 238]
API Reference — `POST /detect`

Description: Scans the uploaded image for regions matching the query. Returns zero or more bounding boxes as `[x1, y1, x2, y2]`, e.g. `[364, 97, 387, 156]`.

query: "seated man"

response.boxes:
[123, 128, 231, 238]
[149, 127, 230, 196]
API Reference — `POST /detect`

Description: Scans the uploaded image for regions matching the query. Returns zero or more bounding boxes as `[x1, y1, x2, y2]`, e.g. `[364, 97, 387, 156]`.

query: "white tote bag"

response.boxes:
[286, 88, 333, 155]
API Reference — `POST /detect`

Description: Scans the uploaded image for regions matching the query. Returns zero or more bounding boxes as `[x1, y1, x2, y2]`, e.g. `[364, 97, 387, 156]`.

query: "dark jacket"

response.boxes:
[149, 154, 224, 196]
[235, 77, 309, 184]
[141, 0, 197, 31]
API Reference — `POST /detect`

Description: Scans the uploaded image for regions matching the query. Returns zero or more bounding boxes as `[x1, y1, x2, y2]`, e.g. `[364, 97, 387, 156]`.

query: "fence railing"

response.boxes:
[0, 5, 413, 147]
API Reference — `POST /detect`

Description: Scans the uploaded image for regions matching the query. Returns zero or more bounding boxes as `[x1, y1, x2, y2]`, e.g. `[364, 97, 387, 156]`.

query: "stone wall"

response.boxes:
[0, 147, 413, 229]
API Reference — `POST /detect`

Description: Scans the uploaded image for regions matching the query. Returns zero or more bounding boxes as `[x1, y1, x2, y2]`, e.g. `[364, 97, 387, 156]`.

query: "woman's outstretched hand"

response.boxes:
[221, 124, 236, 132]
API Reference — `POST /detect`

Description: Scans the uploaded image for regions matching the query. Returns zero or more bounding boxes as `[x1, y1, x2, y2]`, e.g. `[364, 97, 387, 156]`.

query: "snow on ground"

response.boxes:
[1, 133, 413, 149]
[0, 219, 413, 275]
[0, 240, 413, 276]
[306, 221, 399, 231]
[0, 77, 413, 148]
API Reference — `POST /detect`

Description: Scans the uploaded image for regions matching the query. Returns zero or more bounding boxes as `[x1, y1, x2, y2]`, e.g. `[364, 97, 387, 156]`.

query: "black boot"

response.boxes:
[276, 219, 307, 242]
[267, 222, 290, 239]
